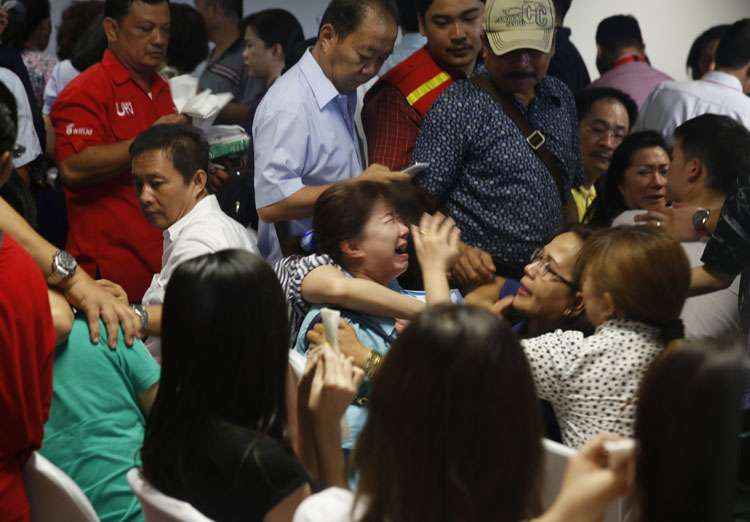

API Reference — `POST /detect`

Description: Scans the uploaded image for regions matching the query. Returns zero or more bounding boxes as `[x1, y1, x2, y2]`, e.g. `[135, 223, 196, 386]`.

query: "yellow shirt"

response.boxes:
[571, 185, 597, 223]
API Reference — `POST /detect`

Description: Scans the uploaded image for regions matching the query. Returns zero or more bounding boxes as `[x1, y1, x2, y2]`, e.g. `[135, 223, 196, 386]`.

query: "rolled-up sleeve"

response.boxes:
[411, 91, 465, 201]
[253, 107, 310, 209]
[51, 86, 107, 163]
[702, 173, 750, 277]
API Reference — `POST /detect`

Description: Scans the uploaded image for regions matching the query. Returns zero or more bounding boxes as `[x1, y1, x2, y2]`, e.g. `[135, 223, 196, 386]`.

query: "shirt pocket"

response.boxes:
[110, 99, 150, 141]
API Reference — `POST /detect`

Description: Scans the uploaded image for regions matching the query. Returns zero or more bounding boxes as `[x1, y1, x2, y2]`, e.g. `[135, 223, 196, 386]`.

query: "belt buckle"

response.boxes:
[527, 130, 546, 150]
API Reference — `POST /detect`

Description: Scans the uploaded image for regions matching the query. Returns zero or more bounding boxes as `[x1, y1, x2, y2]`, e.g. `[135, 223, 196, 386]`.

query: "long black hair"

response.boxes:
[354, 304, 544, 522]
[686, 24, 729, 80]
[141, 250, 291, 495]
[584, 131, 669, 227]
[635, 337, 749, 522]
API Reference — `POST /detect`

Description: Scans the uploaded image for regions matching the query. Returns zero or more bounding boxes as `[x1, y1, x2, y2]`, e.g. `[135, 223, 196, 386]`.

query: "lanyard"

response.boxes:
[613, 54, 646, 68]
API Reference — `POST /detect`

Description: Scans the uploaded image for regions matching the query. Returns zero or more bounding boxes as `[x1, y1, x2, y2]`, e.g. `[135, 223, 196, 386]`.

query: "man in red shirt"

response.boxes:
[362, 0, 485, 170]
[0, 79, 56, 522]
[51, 0, 186, 302]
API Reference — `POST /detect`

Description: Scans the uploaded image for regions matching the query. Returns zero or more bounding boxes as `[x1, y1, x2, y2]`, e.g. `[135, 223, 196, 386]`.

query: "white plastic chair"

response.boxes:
[126, 468, 213, 522]
[23, 452, 99, 522]
[541, 438, 626, 522]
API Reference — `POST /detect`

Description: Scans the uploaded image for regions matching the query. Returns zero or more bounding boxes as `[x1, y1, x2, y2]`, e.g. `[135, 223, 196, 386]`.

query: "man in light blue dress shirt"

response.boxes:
[378, 0, 427, 76]
[253, 0, 409, 261]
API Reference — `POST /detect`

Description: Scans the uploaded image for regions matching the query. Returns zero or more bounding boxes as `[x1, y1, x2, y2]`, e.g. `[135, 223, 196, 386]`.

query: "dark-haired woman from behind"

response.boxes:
[162, 3, 209, 78]
[686, 24, 730, 80]
[584, 131, 670, 227]
[141, 250, 363, 522]
[634, 337, 749, 521]
[295, 305, 634, 522]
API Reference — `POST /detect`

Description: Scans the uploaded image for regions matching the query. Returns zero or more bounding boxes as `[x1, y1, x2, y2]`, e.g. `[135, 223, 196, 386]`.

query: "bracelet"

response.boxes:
[363, 350, 383, 380]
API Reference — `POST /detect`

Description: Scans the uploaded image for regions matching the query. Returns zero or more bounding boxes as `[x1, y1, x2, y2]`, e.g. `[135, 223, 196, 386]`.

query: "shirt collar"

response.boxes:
[572, 184, 596, 199]
[596, 318, 661, 337]
[702, 70, 743, 92]
[165, 195, 220, 242]
[426, 46, 476, 80]
[101, 49, 167, 94]
[299, 48, 345, 110]
[534, 77, 563, 107]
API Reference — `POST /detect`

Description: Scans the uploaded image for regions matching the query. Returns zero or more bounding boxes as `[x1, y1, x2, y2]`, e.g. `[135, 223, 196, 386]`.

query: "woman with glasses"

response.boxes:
[466, 226, 593, 339]
[583, 131, 670, 227]
[505, 227, 691, 448]
[466, 226, 593, 442]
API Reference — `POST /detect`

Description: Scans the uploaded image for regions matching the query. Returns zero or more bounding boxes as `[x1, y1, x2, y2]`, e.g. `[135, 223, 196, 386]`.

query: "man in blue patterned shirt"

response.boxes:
[413, 0, 583, 287]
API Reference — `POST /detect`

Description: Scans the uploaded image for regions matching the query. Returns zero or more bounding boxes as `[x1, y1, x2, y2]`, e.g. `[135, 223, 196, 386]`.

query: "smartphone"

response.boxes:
[402, 162, 430, 176]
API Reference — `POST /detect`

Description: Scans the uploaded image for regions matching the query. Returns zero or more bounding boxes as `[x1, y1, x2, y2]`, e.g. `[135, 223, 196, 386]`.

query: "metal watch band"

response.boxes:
[131, 304, 149, 336]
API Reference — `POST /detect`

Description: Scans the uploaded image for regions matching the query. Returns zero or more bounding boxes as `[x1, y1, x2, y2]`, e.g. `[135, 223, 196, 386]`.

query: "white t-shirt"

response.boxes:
[634, 71, 750, 143]
[294, 488, 366, 522]
[142, 194, 259, 357]
[43, 59, 80, 115]
[612, 210, 741, 339]
[0, 67, 42, 168]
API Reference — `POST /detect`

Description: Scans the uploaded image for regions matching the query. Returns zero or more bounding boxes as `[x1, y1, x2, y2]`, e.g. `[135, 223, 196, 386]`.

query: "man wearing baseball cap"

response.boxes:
[412, 0, 583, 289]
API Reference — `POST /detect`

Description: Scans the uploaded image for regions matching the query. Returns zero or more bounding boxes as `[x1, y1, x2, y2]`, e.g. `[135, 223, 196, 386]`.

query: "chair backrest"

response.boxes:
[541, 438, 627, 522]
[23, 452, 99, 522]
[126, 468, 214, 522]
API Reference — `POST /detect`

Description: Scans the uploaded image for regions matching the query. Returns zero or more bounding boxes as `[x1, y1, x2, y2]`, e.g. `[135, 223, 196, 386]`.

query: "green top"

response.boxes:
[41, 318, 160, 522]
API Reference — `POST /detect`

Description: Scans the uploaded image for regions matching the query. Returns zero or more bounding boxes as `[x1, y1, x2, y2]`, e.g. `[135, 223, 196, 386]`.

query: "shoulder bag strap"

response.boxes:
[471, 75, 566, 203]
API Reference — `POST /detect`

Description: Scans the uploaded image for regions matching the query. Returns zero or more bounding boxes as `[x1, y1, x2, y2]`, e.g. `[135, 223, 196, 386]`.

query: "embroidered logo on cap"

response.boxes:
[494, 1, 551, 28]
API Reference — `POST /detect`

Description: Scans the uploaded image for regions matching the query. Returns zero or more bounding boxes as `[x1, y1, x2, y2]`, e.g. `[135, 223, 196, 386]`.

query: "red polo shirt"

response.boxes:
[0, 233, 55, 522]
[51, 50, 175, 302]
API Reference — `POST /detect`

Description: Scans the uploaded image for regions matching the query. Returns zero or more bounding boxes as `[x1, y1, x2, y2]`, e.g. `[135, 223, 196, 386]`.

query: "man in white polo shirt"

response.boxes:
[130, 124, 258, 356]
[635, 18, 750, 141]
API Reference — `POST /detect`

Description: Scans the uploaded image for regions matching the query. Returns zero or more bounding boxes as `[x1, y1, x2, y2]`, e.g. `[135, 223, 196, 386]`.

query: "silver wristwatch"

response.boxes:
[131, 304, 149, 337]
[48, 249, 78, 286]
[692, 208, 711, 236]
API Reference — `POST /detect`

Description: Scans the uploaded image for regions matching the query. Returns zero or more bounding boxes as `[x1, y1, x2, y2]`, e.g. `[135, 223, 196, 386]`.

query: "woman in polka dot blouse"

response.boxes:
[514, 226, 691, 448]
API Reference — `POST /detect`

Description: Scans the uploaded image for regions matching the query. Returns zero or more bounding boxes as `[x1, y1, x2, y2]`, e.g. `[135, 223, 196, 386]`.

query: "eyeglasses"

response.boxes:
[528, 248, 576, 289]
[585, 121, 627, 143]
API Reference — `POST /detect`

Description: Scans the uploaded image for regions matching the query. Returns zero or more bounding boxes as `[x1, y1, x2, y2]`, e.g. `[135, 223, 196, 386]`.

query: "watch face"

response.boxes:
[693, 209, 710, 231]
[56, 250, 77, 274]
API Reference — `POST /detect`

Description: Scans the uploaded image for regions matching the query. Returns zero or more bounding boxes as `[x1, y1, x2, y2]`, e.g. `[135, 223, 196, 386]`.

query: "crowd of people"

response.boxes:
[1, 0, 749, 521]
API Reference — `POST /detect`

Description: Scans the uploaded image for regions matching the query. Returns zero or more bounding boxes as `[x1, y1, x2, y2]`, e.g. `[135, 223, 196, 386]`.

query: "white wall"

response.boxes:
[566, 0, 750, 82]
[50, 0, 750, 82]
